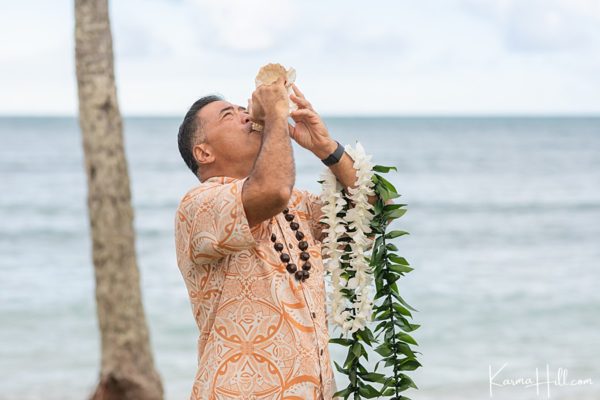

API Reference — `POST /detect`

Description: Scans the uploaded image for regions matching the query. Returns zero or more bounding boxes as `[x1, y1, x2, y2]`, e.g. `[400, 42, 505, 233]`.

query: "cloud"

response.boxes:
[461, 0, 600, 52]
[189, 0, 296, 52]
[1, 0, 600, 115]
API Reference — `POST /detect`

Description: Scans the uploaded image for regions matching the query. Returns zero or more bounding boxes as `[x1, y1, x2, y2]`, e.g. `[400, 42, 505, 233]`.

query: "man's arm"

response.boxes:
[288, 83, 394, 224]
[243, 77, 296, 228]
[288, 83, 377, 206]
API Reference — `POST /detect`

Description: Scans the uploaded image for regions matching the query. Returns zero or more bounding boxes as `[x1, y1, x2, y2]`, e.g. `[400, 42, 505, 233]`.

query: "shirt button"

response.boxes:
[312, 312, 316, 318]
[320, 348, 324, 355]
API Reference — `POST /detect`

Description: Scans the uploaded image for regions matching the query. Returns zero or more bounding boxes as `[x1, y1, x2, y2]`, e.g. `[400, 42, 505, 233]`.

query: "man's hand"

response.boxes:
[288, 84, 337, 159]
[250, 76, 289, 124]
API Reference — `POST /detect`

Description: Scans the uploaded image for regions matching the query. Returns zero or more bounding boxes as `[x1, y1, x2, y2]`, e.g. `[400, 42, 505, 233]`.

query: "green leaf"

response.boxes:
[389, 282, 400, 295]
[395, 342, 416, 357]
[361, 372, 387, 383]
[374, 309, 391, 321]
[357, 328, 375, 346]
[395, 332, 419, 346]
[389, 254, 410, 265]
[357, 363, 368, 375]
[383, 203, 407, 211]
[381, 296, 392, 307]
[398, 358, 422, 371]
[374, 199, 384, 214]
[333, 387, 352, 399]
[395, 319, 421, 332]
[349, 368, 357, 386]
[352, 342, 363, 358]
[373, 165, 398, 173]
[375, 343, 392, 357]
[376, 185, 401, 201]
[385, 230, 410, 239]
[374, 287, 389, 300]
[343, 347, 356, 368]
[385, 272, 400, 284]
[374, 320, 388, 333]
[376, 174, 399, 193]
[371, 247, 384, 265]
[358, 383, 381, 398]
[386, 243, 398, 251]
[399, 373, 419, 389]
[391, 291, 418, 312]
[394, 303, 413, 317]
[385, 208, 407, 219]
[384, 357, 396, 368]
[330, 338, 354, 347]
[333, 361, 349, 374]
[389, 264, 414, 274]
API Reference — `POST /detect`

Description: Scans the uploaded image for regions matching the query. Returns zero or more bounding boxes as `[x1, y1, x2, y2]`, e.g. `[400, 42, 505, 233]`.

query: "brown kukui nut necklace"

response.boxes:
[271, 207, 311, 281]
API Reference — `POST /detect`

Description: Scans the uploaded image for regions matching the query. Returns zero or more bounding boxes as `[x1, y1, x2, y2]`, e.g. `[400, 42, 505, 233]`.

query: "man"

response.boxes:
[174, 77, 371, 399]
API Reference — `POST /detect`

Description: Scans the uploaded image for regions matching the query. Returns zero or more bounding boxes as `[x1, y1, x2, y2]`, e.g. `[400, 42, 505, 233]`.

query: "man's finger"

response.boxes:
[290, 108, 319, 122]
[291, 83, 305, 99]
[290, 93, 312, 110]
[291, 108, 318, 116]
[290, 109, 310, 118]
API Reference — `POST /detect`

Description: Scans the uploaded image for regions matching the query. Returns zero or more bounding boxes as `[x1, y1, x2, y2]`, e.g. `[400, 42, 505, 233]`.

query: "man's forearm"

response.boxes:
[250, 115, 295, 195]
[242, 114, 296, 227]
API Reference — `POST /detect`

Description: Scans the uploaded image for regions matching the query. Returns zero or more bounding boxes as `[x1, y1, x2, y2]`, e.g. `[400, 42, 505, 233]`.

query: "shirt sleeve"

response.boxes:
[188, 177, 258, 263]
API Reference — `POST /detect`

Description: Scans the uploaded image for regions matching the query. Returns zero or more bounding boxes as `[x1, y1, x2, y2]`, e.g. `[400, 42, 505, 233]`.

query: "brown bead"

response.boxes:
[290, 222, 300, 231]
[298, 241, 308, 250]
[302, 261, 311, 271]
[300, 251, 310, 261]
[270, 233, 277, 242]
[280, 253, 290, 263]
[282, 207, 289, 214]
[286, 263, 297, 273]
[285, 213, 295, 222]
[295, 231, 304, 241]
[302, 270, 310, 280]
[294, 270, 304, 280]
[274, 243, 284, 252]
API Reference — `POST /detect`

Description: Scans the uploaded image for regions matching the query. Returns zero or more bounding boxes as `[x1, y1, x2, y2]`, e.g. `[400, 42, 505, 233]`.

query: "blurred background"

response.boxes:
[1, 1, 599, 399]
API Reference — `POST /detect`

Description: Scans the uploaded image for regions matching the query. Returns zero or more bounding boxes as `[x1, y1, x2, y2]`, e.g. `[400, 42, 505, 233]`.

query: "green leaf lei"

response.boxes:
[328, 163, 422, 400]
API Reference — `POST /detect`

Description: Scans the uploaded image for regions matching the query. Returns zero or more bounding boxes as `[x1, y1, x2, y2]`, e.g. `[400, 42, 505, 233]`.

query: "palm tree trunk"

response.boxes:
[74, 1, 163, 398]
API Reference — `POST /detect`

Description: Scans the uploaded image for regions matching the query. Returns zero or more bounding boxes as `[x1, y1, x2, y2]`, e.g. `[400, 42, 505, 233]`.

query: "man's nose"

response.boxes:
[241, 112, 250, 124]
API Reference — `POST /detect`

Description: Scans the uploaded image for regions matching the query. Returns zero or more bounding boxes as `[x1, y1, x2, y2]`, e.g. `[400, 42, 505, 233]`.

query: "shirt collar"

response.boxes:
[203, 176, 245, 185]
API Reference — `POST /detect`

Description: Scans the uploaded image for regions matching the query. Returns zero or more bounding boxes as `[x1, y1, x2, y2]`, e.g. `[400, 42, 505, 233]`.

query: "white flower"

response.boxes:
[320, 141, 376, 336]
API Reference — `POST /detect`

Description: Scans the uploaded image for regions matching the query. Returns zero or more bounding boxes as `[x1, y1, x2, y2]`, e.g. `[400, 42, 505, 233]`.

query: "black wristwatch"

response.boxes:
[321, 141, 345, 166]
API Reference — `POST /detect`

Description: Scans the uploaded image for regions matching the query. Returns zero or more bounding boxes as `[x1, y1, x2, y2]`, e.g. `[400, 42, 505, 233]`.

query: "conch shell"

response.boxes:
[250, 63, 297, 132]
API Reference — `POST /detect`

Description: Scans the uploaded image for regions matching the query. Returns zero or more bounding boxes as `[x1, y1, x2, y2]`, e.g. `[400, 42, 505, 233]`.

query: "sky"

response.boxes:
[1, 0, 600, 116]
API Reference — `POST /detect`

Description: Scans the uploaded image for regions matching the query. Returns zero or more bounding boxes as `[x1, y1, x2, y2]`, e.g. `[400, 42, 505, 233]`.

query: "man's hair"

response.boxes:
[177, 95, 223, 176]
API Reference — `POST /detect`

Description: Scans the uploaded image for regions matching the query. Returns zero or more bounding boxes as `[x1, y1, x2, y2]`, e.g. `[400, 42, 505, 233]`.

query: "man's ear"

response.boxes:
[193, 143, 214, 165]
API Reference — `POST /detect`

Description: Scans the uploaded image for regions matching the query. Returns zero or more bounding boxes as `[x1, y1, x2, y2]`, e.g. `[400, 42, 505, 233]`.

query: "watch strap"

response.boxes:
[321, 141, 345, 166]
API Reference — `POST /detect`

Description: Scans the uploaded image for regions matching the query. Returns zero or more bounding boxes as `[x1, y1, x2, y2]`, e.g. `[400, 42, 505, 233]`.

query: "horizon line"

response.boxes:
[1, 113, 600, 119]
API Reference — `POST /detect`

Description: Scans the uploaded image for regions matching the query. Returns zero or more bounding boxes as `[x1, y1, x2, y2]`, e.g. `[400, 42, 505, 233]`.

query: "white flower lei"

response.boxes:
[320, 142, 376, 335]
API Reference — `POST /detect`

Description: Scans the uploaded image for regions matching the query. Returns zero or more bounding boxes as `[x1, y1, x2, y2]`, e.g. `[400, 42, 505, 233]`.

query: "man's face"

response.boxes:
[195, 100, 262, 176]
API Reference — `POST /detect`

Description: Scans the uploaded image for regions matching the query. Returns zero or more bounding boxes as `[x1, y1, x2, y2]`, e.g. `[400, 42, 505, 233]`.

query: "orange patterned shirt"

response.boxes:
[174, 176, 339, 400]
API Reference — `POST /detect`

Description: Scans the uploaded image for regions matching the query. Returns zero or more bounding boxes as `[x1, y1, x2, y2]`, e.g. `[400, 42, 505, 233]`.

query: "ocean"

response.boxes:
[0, 116, 599, 399]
